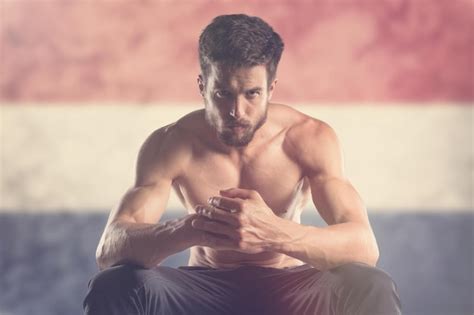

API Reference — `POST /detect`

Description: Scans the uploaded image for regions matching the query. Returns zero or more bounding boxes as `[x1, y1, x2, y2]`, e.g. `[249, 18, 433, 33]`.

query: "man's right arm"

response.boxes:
[95, 124, 199, 270]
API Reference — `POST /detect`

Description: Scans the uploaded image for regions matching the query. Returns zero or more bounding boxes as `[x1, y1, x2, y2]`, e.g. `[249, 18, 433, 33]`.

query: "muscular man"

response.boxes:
[83, 14, 401, 315]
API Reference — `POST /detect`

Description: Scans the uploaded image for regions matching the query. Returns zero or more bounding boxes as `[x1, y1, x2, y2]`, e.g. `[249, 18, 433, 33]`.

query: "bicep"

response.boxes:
[309, 175, 369, 226]
[109, 125, 182, 225]
[113, 179, 173, 225]
[295, 120, 369, 226]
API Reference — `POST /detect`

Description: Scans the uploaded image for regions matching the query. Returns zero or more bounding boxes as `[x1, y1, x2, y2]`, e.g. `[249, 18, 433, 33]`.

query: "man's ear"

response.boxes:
[268, 79, 277, 101]
[197, 75, 205, 96]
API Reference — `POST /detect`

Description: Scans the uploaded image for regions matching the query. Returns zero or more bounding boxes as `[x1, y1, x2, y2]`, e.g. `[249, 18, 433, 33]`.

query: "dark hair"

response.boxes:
[198, 14, 284, 85]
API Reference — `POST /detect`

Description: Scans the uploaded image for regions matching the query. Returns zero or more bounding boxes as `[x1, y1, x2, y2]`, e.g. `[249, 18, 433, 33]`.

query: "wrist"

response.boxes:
[181, 213, 203, 247]
[164, 214, 199, 249]
[265, 216, 295, 254]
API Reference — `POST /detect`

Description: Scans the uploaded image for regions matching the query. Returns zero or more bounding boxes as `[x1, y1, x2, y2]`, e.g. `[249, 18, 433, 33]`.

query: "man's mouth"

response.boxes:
[226, 121, 249, 129]
[231, 126, 245, 132]
[226, 124, 248, 132]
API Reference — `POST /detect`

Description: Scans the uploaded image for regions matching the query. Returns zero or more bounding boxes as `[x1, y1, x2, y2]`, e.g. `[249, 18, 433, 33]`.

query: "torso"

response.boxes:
[171, 103, 315, 269]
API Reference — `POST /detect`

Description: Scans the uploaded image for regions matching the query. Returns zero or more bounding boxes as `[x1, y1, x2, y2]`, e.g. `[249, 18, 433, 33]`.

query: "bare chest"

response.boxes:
[174, 144, 310, 218]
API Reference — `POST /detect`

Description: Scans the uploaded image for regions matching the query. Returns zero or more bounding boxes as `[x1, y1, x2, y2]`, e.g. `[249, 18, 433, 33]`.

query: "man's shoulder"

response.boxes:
[275, 103, 339, 172]
[270, 103, 334, 146]
[147, 109, 205, 147]
[140, 109, 206, 164]
[136, 110, 206, 182]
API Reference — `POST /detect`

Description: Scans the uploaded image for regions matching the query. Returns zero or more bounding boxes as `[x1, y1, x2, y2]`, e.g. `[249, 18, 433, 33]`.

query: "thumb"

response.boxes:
[219, 188, 236, 196]
[219, 187, 254, 199]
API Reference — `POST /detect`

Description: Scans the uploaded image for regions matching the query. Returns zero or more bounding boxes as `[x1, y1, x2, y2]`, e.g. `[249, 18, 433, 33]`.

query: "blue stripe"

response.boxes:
[1, 211, 472, 315]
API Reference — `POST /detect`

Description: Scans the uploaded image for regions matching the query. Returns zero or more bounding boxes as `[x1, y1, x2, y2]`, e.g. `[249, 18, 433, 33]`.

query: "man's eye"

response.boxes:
[246, 91, 260, 98]
[215, 91, 230, 98]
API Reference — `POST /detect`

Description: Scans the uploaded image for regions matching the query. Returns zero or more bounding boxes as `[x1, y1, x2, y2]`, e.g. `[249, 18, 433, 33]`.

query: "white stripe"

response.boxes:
[1, 103, 472, 213]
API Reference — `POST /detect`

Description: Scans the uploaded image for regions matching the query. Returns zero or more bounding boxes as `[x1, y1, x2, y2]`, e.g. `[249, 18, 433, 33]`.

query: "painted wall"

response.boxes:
[1, 0, 472, 103]
[1, 2, 473, 315]
[1, 104, 472, 212]
[0, 1, 472, 212]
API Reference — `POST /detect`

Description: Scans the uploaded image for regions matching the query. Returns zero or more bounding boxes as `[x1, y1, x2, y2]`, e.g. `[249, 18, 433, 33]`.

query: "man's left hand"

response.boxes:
[191, 188, 282, 254]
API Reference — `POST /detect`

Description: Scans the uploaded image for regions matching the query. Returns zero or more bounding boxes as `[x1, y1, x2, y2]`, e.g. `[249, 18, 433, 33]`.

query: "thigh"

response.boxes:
[84, 264, 243, 315]
[324, 262, 401, 315]
[257, 263, 400, 315]
[256, 265, 335, 315]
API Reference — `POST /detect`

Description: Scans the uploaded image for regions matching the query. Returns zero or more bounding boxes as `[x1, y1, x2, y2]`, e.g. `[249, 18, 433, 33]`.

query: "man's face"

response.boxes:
[199, 63, 276, 147]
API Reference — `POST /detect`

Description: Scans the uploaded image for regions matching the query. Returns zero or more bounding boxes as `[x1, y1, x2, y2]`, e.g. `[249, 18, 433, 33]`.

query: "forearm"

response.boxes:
[96, 214, 197, 270]
[270, 218, 379, 271]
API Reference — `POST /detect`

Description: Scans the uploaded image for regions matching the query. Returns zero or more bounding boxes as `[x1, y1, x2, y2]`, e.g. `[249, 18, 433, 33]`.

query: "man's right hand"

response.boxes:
[170, 212, 244, 252]
[160, 213, 201, 251]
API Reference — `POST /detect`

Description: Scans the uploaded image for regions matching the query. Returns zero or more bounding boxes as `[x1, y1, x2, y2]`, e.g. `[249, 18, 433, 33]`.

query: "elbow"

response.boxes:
[95, 241, 157, 270]
[95, 222, 125, 270]
[365, 233, 380, 267]
[95, 233, 118, 270]
[367, 243, 380, 267]
[95, 244, 109, 271]
[95, 244, 132, 271]
[96, 250, 135, 271]
[357, 226, 379, 267]
[96, 257, 107, 271]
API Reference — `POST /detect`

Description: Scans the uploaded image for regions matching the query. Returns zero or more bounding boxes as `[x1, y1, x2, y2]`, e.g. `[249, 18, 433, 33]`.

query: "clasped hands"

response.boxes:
[191, 188, 281, 254]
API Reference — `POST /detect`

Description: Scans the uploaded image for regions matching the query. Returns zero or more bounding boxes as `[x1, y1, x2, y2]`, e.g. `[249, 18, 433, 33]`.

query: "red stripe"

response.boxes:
[1, 1, 472, 103]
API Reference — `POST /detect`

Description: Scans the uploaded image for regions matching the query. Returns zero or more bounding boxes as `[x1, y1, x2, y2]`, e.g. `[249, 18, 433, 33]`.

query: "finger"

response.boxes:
[197, 205, 240, 226]
[208, 196, 241, 213]
[219, 188, 258, 200]
[192, 217, 240, 240]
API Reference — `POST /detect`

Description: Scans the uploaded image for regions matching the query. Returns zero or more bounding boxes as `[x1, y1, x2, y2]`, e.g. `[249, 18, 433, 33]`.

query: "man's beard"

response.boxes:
[206, 111, 267, 147]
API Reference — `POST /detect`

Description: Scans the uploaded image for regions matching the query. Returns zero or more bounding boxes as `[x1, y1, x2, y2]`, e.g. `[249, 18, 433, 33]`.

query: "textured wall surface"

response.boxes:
[1, 0, 472, 103]
[1, 104, 472, 212]
[1, 1, 472, 315]
[1, 211, 473, 315]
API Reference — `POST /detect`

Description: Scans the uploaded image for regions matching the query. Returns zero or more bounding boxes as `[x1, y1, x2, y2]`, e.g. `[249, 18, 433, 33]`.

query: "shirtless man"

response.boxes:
[83, 14, 401, 315]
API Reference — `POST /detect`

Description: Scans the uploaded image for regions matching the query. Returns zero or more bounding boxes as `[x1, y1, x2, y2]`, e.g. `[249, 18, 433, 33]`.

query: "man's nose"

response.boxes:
[229, 96, 245, 118]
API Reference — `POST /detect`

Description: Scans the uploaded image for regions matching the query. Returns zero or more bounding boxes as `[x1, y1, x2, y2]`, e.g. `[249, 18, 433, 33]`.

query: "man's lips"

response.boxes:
[226, 122, 249, 129]
[227, 124, 248, 131]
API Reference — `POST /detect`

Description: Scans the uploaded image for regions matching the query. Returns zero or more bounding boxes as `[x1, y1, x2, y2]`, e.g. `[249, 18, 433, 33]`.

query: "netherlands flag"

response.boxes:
[1, 2, 472, 315]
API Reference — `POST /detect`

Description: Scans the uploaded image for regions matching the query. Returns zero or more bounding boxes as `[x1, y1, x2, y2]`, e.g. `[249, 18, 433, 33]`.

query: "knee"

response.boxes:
[83, 263, 164, 313]
[331, 262, 398, 294]
[87, 264, 151, 294]
[329, 263, 402, 314]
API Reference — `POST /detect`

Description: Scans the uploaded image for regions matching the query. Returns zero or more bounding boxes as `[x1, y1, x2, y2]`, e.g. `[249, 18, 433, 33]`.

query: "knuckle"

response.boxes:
[237, 240, 245, 250]
[209, 197, 221, 208]
[235, 213, 244, 224]
[236, 228, 244, 240]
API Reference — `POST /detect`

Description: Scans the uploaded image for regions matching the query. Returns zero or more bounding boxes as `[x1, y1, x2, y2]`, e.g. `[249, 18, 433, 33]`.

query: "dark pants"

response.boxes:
[83, 262, 401, 315]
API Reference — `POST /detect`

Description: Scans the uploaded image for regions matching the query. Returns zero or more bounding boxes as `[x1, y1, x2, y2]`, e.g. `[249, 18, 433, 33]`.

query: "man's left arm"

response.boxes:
[271, 120, 379, 270]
